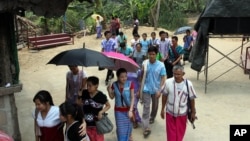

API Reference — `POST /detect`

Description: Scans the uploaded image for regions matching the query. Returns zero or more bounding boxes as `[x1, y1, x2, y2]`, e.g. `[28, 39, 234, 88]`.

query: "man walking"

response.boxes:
[161, 65, 197, 141]
[101, 30, 116, 85]
[140, 47, 166, 138]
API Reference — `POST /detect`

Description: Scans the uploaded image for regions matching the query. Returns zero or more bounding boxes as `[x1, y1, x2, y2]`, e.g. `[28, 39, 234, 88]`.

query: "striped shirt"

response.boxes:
[157, 38, 171, 58]
[162, 78, 197, 117]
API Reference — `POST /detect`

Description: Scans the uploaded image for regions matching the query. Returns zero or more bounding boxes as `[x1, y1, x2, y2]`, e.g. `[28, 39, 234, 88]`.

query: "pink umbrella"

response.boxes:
[102, 52, 140, 72]
[0, 131, 14, 141]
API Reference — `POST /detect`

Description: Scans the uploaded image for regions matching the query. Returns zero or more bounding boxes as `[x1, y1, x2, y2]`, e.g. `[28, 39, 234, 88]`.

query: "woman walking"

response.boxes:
[66, 65, 87, 104]
[96, 16, 103, 39]
[107, 68, 134, 141]
[33, 90, 64, 141]
[79, 76, 111, 141]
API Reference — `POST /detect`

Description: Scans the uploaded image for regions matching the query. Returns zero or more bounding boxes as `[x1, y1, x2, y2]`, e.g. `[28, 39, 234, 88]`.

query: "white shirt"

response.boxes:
[33, 106, 61, 127]
[72, 70, 87, 82]
[162, 78, 197, 117]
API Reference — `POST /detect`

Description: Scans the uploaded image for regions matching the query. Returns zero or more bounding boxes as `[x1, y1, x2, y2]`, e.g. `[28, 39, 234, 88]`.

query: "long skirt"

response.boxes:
[40, 124, 64, 141]
[87, 126, 104, 141]
[133, 91, 141, 123]
[115, 111, 132, 141]
[96, 26, 102, 38]
[183, 48, 191, 61]
[166, 113, 187, 141]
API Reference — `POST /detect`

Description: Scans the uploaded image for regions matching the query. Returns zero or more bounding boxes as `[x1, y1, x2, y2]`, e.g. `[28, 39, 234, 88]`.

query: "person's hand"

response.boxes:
[156, 91, 161, 98]
[160, 110, 165, 119]
[97, 112, 103, 120]
[128, 111, 133, 119]
[107, 84, 112, 93]
[78, 121, 86, 136]
[191, 112, 197, 122]
[136, 92, 140, 99]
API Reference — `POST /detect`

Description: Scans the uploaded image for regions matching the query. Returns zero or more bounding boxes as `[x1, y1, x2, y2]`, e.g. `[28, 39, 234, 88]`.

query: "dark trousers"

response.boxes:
[105, 69, 114, 82]
[164, 60, 173, 78]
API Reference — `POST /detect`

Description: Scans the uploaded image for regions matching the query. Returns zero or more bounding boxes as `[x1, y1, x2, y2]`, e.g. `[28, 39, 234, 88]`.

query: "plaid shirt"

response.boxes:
[101, 38, 116, 52]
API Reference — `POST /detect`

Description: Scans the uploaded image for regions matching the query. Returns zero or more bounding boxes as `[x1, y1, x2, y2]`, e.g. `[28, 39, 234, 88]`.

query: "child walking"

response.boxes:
[59, 102, 89, 141]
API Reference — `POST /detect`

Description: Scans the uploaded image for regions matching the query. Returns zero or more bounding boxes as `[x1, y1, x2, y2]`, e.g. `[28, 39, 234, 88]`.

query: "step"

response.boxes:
[32, 41, 72, 48]
[31, 37, 71, 46]
[28, 33, 71, 41]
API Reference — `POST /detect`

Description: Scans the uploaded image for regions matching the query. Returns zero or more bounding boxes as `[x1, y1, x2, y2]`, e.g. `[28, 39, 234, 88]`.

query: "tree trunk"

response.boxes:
[0, 12, 21, 141]
[151, 0, 161, 30]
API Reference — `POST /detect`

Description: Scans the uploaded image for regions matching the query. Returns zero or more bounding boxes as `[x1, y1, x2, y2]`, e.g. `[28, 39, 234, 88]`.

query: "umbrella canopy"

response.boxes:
[91, 14, 103, 21]
[174, 26, 193, 35]
[0, 131, 13, 141]
[102, 52, 140, 72]
[47, 48, 114, 67]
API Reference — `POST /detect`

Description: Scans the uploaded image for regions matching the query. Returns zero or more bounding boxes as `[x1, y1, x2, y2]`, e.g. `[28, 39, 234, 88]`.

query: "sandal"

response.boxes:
[133, 122, 138, 129]
[143, 130, 151, 138]
[149, 119, 154, 124]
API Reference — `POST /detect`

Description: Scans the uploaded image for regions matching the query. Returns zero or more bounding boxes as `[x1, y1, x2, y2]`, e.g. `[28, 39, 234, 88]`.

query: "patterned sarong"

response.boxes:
[115, 111, 132, 141]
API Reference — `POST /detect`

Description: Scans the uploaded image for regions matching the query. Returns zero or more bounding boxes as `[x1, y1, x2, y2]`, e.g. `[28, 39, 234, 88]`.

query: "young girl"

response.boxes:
[60, 102, 89, 141]
[33, 90, 64, 141]
[127, 70, 142, 128]
[107, 68, 134, 141]
[140, 33, 150, 53]
[79, 76, 111, 141]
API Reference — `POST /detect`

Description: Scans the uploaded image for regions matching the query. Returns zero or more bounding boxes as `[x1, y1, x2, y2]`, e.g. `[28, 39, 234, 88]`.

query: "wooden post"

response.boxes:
[0, 12, 21, 141]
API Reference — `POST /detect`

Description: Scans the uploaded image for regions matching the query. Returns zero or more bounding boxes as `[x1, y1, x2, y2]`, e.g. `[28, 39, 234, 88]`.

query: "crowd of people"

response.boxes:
[33, 21, 198, 141]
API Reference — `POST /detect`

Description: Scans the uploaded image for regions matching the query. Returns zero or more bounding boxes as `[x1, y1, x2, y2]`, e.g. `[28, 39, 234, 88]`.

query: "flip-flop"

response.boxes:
[149, 119, 154, 124]
[143, 130, 151, 138]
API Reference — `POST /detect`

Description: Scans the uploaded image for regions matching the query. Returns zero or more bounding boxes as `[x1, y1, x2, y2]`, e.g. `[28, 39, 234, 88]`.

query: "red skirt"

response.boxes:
[39, 124, 64, 141]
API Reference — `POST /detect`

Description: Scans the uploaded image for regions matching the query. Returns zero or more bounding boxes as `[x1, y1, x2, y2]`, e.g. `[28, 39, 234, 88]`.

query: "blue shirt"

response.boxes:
[101, 39, 116, 52]
[117, 35, 127, 44]
[183, 35, 193, 49]
[143, 60, 166, 94]
[140, 39, 150, 53]
[118, 46, 133, 56]
[169, 45, 184, 60]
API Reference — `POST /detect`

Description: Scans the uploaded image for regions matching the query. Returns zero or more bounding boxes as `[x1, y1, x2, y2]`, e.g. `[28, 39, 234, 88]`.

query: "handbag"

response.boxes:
[186, 80, 196, 129]
[95, 113, 113, 134]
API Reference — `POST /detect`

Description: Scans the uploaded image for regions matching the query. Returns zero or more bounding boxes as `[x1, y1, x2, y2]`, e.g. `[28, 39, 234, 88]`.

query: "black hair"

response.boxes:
[133, 34, 140, 38]
[186, 29, 191, 33]
[142, 33, 147, 37]
[119, 32, 124, 36]
[151, 32, 156, 36]
[59, 101, 83, 123]
[159, 31, 165, 36]
[116, 68, 127, 77]
[104, 31, 111, 36]
[172, 36, 178, 41]
[135, 43, 142, 47]
[165, 32, 169, 37]
[33, 90, 54, 106]
[148, 46, 158, 54]
[87, 76, 99, 85]
[120, 42, 126, 48]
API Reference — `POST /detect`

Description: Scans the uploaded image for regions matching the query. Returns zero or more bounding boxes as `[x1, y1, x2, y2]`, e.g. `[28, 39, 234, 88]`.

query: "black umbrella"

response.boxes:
[47, 48, 115, 67]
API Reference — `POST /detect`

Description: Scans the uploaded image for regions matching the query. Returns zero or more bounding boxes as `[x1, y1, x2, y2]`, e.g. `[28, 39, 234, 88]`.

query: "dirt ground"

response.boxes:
[15, 26, 250, 141]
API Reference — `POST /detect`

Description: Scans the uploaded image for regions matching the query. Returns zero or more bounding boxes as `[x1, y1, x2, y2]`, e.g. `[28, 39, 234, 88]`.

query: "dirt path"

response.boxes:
[16, 26, 250, 141]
